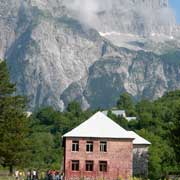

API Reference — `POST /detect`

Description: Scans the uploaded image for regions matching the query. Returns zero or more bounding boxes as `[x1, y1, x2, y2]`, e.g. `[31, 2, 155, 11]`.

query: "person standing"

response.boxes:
[15, 170, 19, 180]
[52, 170, 56, 180]
[47, 170, 52, 180]
[60, 172, 64, 180]
[55, 171, 60, 180]
[27, 170, 31, 180]
[32, 170, 37, 180]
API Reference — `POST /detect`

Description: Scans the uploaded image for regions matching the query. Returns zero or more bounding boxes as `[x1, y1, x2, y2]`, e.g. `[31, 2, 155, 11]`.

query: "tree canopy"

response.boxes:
[0, 61, 30, 174]
[116, 93, 136, 116]
[113, 91, 180, 179]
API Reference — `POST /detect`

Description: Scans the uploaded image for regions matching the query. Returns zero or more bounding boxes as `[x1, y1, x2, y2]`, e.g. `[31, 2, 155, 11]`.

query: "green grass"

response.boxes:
[0, 177, 14, 180]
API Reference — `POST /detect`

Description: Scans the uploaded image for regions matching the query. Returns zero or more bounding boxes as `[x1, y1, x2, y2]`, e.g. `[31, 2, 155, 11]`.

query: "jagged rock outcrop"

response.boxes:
[0, 0, 180, 110]
[62, 50, 180, 109]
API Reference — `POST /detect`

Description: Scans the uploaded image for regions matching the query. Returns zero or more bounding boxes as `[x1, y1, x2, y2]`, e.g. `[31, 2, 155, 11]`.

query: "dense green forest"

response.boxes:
[0, 61, 180, 179]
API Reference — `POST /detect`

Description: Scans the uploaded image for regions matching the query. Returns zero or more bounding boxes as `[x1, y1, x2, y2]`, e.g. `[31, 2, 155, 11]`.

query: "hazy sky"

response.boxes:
[170, 0, 180, 23]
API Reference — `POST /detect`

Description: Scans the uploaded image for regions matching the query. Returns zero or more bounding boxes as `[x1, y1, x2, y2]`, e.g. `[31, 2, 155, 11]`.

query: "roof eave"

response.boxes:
[62, 135, 135, 140]
[133, 143, 151, 145]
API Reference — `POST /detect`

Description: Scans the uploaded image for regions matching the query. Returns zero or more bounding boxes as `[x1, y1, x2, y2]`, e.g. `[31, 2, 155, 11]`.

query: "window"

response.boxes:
[99, 161, 107, 172]
[72, 160, 79, 171]
[100, 141, 107, 152]
[86, 161, 94, 171]
[86, 141, 93, 152]
[72, 141, 79, 152]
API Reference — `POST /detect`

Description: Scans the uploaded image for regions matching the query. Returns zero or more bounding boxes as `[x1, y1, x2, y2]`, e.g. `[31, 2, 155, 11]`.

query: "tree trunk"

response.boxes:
[9, 165, 13, 175]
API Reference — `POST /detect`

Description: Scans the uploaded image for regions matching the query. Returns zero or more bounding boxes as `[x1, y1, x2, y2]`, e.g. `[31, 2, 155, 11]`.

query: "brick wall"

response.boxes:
[64, 137, 133, 180]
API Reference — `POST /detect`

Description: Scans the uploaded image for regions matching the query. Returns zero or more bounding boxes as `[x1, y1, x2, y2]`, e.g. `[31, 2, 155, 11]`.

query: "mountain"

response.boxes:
[0, 0, 180, 110]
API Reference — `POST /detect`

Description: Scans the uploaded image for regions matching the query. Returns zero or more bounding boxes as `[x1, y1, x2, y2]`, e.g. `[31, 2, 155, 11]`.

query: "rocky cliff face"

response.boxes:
[5, 12, 105, 109]
[61, 49, 180, 109]
[0, 0, 180, 110]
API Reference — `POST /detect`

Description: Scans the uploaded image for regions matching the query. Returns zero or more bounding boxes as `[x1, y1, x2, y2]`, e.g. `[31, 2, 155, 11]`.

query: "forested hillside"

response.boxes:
[0, 61, 180, 179]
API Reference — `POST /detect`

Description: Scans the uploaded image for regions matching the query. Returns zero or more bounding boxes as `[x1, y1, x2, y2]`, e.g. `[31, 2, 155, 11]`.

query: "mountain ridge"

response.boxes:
[0, 0, 180, 110]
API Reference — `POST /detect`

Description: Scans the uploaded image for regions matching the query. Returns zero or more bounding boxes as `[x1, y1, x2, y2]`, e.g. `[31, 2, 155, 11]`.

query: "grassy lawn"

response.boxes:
[0, 177, 14, 180]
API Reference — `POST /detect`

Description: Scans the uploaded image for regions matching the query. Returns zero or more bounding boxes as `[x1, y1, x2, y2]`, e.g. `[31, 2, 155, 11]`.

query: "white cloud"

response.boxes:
[63, 0, 176, 35]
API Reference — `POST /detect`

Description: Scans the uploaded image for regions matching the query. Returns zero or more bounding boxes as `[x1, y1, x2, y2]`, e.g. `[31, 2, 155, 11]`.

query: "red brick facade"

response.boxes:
[64, 137, 133, 180]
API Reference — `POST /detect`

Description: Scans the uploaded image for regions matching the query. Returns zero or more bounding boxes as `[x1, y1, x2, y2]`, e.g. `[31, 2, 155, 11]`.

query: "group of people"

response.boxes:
[26, 170, 39, 180]
[14, 169, 64, 180]
[46, 170, 64, 180]
[15, 170, 39, 180]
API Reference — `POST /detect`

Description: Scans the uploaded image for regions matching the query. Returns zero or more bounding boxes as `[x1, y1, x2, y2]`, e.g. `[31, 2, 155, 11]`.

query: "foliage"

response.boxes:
[116, 93, 136, 116]
[0, 61, 30, 174]
[169, 104, 180, 163]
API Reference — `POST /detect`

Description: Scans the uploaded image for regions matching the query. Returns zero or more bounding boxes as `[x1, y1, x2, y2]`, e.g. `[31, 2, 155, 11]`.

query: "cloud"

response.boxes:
[63, 0, 176, 35]
[63, 0, 100, 27]
[63, 0, 121, 27]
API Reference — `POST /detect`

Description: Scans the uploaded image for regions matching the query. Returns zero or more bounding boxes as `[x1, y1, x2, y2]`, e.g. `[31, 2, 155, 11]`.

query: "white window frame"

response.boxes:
[86, 141, 93, 152]
[100, 141, 107, 152]
[72, 140, 79, 152]
[72, 160, 79, 171]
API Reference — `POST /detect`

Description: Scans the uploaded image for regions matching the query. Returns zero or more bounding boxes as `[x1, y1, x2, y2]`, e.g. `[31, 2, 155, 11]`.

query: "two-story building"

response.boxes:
[62, 112, 150, 180]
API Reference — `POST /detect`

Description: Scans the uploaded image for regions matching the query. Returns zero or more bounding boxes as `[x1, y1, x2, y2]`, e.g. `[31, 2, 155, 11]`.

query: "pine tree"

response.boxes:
[0, 61, 30, 174]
